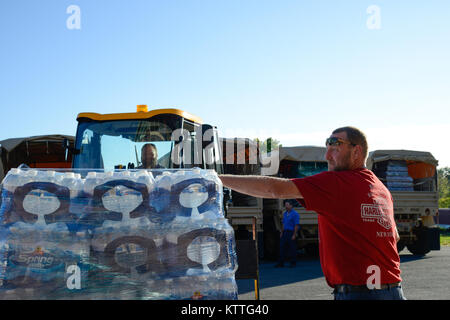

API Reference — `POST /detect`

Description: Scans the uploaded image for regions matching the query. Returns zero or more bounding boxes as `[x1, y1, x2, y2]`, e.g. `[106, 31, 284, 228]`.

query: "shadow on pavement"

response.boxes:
[237, 251, 432, 295]
[237, 254, 324, 295]
[399, 252, 432, 263]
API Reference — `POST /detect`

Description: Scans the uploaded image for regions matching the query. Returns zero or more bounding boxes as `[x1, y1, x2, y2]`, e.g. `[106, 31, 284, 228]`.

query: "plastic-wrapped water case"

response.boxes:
[0, 168, 238, 300]
[384, 161, 414, 191]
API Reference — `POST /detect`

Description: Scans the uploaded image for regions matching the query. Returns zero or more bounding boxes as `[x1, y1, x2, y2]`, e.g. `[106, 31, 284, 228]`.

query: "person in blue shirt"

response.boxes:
[275, 200, 300, 268]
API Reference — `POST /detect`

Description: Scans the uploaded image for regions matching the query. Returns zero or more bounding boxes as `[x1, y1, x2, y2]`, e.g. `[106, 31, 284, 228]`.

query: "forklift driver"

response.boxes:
[139, 143, 163, 169]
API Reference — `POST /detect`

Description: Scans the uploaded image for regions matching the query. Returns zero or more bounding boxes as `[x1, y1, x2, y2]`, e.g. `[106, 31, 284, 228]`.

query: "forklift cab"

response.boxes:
[72, 106, 223, 173]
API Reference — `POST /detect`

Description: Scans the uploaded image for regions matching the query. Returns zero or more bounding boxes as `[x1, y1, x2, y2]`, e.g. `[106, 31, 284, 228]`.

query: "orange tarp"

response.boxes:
[406, 161, 436, 179]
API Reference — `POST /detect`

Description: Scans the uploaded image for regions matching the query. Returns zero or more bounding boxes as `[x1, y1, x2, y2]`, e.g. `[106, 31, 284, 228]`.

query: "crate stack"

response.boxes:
[385, 161, 414, 191]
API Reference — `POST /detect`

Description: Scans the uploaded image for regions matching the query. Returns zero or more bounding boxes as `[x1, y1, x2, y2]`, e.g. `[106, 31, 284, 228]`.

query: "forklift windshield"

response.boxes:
[73, 119, 176, 170]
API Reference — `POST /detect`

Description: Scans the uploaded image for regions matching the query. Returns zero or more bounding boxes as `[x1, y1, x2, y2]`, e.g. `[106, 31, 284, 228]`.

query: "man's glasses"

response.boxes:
[325, 137, 356, 147]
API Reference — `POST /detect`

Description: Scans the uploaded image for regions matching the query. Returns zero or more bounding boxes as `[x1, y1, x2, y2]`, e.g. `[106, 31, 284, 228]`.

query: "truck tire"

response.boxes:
[396, 240, 405, 253]
[407, 227, 431, 256]
[305, 243, 319, 257]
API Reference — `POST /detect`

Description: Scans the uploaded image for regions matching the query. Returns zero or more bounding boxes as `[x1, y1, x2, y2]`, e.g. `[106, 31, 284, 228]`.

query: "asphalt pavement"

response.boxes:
[237, 246, 450, 300]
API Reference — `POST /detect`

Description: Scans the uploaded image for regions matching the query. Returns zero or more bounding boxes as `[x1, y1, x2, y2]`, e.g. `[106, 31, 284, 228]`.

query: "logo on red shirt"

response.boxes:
[360, 204, 392, 229]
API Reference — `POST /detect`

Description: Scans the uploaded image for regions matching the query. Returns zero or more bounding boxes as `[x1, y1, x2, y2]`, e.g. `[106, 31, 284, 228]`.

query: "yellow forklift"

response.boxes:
[68, 105, 223, 173]
[66, 105, 260, 299]
[65, 105, 260, 298]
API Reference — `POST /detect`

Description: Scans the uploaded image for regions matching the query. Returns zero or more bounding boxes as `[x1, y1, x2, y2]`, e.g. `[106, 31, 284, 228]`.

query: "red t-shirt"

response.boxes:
[291, 168, 402, 287]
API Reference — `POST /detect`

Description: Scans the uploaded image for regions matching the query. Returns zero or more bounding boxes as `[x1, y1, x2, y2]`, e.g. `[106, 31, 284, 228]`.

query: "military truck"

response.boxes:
[217, 144, 328, 259]
[367, 150, 440, 255]
[251, 147, 441, 259]
[0, 135, 75, 181]
[220, 137, 264, 258]
[263, 146, 327, 258]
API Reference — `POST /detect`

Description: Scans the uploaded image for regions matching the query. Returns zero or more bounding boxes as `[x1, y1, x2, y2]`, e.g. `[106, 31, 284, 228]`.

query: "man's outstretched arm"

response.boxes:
[219, 174, 303, 199]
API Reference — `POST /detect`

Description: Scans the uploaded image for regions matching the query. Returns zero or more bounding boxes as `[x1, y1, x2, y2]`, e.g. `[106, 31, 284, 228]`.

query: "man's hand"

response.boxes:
[293, 225, 299, 241]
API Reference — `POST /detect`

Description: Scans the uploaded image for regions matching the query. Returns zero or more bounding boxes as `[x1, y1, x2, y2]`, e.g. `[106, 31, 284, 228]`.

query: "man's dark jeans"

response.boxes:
[278, 230, 297, 265]
[333, 285, 407, 300]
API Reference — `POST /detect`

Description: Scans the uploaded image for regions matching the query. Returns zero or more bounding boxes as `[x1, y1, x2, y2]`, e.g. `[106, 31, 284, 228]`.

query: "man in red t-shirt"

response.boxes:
[220, 126, 406, 300]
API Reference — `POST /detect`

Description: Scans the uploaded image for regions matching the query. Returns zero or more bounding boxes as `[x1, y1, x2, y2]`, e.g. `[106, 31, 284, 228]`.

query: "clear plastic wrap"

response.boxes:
[384, 161, 414, 191]
[0, 168, 238, 300]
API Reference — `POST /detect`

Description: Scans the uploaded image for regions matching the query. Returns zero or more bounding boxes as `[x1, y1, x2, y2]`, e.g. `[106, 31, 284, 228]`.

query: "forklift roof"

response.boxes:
[76, 108, 203, 124]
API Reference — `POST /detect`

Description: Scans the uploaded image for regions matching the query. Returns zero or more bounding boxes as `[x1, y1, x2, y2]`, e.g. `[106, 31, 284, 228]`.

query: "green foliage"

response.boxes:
[441, 235, 450, 246]
[254, 137, 282, 153]
[441, 228, 450, 246]
[438, 167, 450, 208]
[439, 197, 450, 209]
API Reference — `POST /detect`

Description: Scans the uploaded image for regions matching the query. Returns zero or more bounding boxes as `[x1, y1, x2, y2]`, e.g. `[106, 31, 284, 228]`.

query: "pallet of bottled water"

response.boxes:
[0, 168, 238, 300]
[384, 160, 414, 191]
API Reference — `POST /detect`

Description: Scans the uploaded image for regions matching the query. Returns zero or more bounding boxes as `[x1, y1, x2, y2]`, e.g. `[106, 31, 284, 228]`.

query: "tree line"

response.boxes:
[439, 167, 450, 208]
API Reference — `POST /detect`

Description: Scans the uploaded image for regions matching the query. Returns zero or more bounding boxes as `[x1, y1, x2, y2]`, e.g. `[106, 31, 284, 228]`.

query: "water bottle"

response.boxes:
[54, 172, 77, 226]
[216, 218, 238, 276]
[0, 170, 89, 299]
[155, 170, 172, 188]
[80, 171, 106, 228]
[139, 278, 176, 300]
[81, 168, 238, 300]
[89, 222, 157, 299]
[89, 166, 157, 298]
[170, 169, 223, 221]
[21, 174, 61, 226]
[187, 274, 236, 300]
[39, 228, 91, 300]
[99, 170, 151, 226]
[161, 228, 187, 278]
[84, 171, 101, 196]
[61, 172, 77, 197]
[43, 228, 90, 299]
[187, 275, 212, 300]
[215, 275, 238, 300]
[1, 170, 24, 226]
[1, 171, 18, 226]
[179, 182, 209, 221]
[67, 173, 84, 224]
[186, 233, 221, 274]
[2, 169, 25, 193]
[148, 171, 174, 224]
[203, 169, 224, 219]
[0, 227, 64, 298]
[132, 169, 154, 187]
[36, 170, 57, 183]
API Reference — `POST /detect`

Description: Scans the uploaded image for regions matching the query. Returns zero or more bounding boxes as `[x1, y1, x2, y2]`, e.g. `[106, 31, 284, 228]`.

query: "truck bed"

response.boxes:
[391, 191, 439, 216]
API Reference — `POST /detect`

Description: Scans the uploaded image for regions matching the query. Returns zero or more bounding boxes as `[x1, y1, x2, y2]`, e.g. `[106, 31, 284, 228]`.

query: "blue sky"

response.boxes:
[1, 1, 449, 167]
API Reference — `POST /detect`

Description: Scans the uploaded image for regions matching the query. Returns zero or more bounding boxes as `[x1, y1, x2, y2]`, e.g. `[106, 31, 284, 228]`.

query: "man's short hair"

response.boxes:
[142, 143, 157, 149]
[284, 199, 295, 206]
[332, 126, 368, 160]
